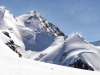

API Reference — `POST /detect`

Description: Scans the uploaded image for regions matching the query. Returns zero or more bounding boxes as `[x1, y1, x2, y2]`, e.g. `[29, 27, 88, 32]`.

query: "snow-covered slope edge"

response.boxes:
[0, 52, 100, 75]
[90, 41, 100, 46]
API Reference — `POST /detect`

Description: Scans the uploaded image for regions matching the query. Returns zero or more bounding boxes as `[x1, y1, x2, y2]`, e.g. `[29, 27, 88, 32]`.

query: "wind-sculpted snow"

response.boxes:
[33, 33, 100, 71]
[0, 6, 100, 74]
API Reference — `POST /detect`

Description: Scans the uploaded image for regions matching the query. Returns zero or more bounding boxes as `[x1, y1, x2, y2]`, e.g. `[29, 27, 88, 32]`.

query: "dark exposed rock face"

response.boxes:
[3, 31, 11, 38]
[3, 31, 22, 57]
[5, 40, 22, 57]
[48, 22, 65, 36]
[69, 59, 94, 71]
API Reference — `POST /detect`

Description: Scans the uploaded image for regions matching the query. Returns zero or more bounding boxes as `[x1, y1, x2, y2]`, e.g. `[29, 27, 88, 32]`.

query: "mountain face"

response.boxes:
[16, 11, 64, 36]
[0, 6, 100, 72]
[90, 41, 100, 46]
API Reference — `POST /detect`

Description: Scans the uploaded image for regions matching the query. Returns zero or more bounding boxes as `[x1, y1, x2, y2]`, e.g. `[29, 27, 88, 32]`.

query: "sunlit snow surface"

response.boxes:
[0, 6, 100, 74]
[0, 53, 100, 75]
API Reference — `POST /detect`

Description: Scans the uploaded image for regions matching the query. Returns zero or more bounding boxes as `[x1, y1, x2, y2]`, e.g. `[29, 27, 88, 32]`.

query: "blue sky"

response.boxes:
[0, 0, 100, 41]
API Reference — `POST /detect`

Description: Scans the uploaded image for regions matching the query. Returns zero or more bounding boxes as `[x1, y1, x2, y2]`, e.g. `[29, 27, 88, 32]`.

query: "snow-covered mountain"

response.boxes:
[0, 6, 100, 74]
[90, 41, 100, 46]
[34, 33, 100, 71]
[16, 11, 64, 36]
[0, 6, 64, 56]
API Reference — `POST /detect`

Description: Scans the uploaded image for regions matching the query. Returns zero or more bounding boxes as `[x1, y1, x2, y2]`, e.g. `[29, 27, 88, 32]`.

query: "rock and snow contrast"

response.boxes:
[0, 6, 100, 75]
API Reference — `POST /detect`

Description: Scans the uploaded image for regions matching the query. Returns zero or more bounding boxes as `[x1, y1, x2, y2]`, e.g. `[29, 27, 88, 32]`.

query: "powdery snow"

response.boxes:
[0, 6, 100, 75]
[0, 52, 100, 75]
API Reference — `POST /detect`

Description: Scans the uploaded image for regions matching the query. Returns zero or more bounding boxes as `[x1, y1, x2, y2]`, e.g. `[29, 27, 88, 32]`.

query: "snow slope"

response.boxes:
[32, 33, 100, 71]
[0, 50, 100, 75]
[0, 32, 18, 57]
[0, 6, 100, 74]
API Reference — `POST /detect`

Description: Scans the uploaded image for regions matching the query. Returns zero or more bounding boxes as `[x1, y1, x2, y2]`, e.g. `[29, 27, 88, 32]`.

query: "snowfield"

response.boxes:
[0, 6, 100, 75]
[0, 53, 100, 75]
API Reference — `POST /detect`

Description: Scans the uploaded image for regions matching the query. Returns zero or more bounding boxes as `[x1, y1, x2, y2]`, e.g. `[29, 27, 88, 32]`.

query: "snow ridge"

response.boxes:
[0, 6, 100, 74]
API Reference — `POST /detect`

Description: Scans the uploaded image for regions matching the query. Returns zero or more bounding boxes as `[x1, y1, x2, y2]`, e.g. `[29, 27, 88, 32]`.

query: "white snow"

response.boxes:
[0, 6, 100, 75]
[0, 51, 100, 75]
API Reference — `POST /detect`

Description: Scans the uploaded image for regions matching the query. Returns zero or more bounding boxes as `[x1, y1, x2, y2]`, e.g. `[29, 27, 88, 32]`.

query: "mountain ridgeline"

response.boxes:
[0, 6, 100, 71]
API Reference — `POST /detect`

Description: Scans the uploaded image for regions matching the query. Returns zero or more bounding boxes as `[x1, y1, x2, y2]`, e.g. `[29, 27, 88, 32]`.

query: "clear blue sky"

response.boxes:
[0, 0, 100, 41]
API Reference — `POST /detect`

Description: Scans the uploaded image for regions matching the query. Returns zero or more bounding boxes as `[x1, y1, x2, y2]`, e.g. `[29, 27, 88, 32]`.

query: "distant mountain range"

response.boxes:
[90, 41, 100, 46]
